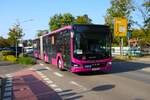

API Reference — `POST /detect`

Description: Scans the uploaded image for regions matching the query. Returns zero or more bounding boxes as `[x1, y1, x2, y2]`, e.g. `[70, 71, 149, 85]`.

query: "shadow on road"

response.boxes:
[110, 61, 150, 74]
[12, 74, 83, 100]
[76, 61, 150, 76]
[12, 74, 62, 100]
[91, 84, 115, 92]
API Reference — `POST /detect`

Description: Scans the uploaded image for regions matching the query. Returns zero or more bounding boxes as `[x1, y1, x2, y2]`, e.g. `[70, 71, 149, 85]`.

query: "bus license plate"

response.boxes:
[92, 68, 100, 71]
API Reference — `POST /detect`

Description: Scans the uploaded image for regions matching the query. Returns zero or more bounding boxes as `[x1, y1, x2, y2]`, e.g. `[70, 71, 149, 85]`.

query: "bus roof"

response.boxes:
[42, 24, 109, 37]
[42, 25, 72, 37]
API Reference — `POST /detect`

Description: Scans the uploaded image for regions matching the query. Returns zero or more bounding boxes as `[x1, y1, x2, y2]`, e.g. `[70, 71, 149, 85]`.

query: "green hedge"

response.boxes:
[17, 56, 35, 65]
[0, 50, 14, 56]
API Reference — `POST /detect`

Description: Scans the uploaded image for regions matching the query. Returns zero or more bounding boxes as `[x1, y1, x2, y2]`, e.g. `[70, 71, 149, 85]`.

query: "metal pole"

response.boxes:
[121, 37, 123, 55]
[16, 38, 18, 57]
[120, 37, 123, 55]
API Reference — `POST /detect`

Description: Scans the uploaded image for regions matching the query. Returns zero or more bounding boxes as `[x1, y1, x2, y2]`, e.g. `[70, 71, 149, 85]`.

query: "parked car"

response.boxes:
[126, 47, 142, 56]
[24, 47, 33, 54]
[2, 47, 23, 56]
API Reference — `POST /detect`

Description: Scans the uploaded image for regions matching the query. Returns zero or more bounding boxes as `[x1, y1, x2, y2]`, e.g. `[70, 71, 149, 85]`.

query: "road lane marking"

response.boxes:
[142, 67, 150, 72]
[5, 83, 12, 87]
[54, 72, 63, 77]
[46, 80, 53, 84]
[54, 88, 62, 92]
[5, 74, 12, 78]
[45, 67, 51, 70]
[70, 81, 87, 90]
[40, 63, 44, 66]
[50, 84, 58, 88]
[43, 77, 50, 81]
[3, 91, 12, 97]
[5, 87, 12, 91]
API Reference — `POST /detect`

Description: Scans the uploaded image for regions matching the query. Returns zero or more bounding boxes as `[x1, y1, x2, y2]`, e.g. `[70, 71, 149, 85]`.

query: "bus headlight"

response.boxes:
[72, 62, 80, 67]
[107, 62, 112, 66]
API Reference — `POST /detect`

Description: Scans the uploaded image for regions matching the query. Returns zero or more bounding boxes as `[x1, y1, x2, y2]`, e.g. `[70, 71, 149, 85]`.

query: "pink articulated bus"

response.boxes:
[33, 24, 112, 73]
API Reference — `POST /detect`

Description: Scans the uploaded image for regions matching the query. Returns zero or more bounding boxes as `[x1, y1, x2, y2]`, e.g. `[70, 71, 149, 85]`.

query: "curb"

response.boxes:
[0, 77, 3, 100]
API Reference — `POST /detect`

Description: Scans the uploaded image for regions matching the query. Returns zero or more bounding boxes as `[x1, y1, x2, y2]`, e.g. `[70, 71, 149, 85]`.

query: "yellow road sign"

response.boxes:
[114, 17, 127, 37]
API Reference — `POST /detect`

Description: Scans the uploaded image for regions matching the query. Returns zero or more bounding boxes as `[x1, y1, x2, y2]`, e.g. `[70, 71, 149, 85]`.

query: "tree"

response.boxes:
[23, 39, 33, 47]
[105, 0, 135, 46]
[49, 13, 75, 31]
[0, 36, 11, 47]
[60, 13, 75, 27]
[37, 29, 48, 37]
[49, 14, 63, 31]
[49, 13, 92, 31]
[75, 14, 92, 24]
[8, 24, 23, 46]
[133, 0, 150, 46]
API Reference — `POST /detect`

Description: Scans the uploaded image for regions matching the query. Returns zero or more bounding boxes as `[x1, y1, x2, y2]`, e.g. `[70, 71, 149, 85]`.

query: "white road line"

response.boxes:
[70, 81, 87, 90]
[5, 83, 12, 87]
[40, 63, 44, 66]
[3, 92, 12, 97]
[36, 71, 43, 75]
[54, 72, 63, 77]
[6, 79, 12, 83]
[54, 88, 62, 92]
[40, 74, 47, 78]
[50, 84, 58, 88]
[3, 97, 12, 100]
[43, 77, 50, 81]
[45, 67, 51, 70]
[142, 67, 150, 72]
[5, 87, 12, 91]
[5, 74, 12, 78]
[46, 80, 53, 84]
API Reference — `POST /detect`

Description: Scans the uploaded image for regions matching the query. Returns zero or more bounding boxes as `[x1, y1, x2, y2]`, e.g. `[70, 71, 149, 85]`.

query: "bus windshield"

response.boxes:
[74, 30, 111, 60]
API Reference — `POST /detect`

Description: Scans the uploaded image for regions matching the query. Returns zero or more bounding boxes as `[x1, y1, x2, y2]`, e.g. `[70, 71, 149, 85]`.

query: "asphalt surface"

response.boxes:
[31, 60, 150, 100]
[0, 61, 27, 76]
[0, 59, 150, 100]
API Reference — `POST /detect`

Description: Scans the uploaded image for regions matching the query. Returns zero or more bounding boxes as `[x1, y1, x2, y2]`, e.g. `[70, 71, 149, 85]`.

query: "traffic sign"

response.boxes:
[114, 17, 127, 37]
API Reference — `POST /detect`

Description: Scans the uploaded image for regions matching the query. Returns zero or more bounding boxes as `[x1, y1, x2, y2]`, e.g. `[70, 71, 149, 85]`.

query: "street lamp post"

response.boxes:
[16, 19, 33, 55]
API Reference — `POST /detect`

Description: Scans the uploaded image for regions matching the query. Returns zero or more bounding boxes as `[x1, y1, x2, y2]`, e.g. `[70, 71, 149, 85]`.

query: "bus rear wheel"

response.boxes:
[57, 59, 64, 71]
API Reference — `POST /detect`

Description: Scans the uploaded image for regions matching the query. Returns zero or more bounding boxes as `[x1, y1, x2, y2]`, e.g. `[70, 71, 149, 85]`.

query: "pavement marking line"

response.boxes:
[53, 72, 63, 77]
[43, 77, 50, 81]
[36, 71, 44, 76]
[45, 67, 51, 70]
[39, 63, 44, 66]
[46, 80, 53, 84]
[5, 83, 12, 87]
[70, 81, 87, 90]
[5, 87, 12, 91]
[3, 92, 12, 97]
[142, 67, 150, 72]
[6, 80, 12, 83]
[54, 88, 62, 92]
[50, 84, 58, 88]
[5, 74, 12, 78]
[3, 97, 12, 100]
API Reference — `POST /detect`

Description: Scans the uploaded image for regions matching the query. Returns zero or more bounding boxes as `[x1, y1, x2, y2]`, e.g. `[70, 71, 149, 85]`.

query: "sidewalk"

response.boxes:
[3, 69, 62, 100]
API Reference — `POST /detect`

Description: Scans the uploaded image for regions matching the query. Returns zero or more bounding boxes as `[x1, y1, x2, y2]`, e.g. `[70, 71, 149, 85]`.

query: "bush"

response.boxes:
[17, 56, 35, 65]
[0, 50, 14, 56]
[6, 55, 17, 63]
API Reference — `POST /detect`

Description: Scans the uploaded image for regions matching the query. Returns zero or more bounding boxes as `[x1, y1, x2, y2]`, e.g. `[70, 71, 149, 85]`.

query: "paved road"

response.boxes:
[0, 61, 27, 76]
[30, 60, 150, 100]
[1, 60, 150, 100]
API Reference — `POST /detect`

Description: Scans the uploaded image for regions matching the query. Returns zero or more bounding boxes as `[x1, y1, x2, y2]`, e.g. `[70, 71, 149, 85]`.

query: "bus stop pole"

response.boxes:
[120, 37, 123, 55]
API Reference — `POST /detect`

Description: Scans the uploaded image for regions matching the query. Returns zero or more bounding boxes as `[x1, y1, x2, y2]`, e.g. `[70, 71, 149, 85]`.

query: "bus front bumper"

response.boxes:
[70, 66, 112, 73]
